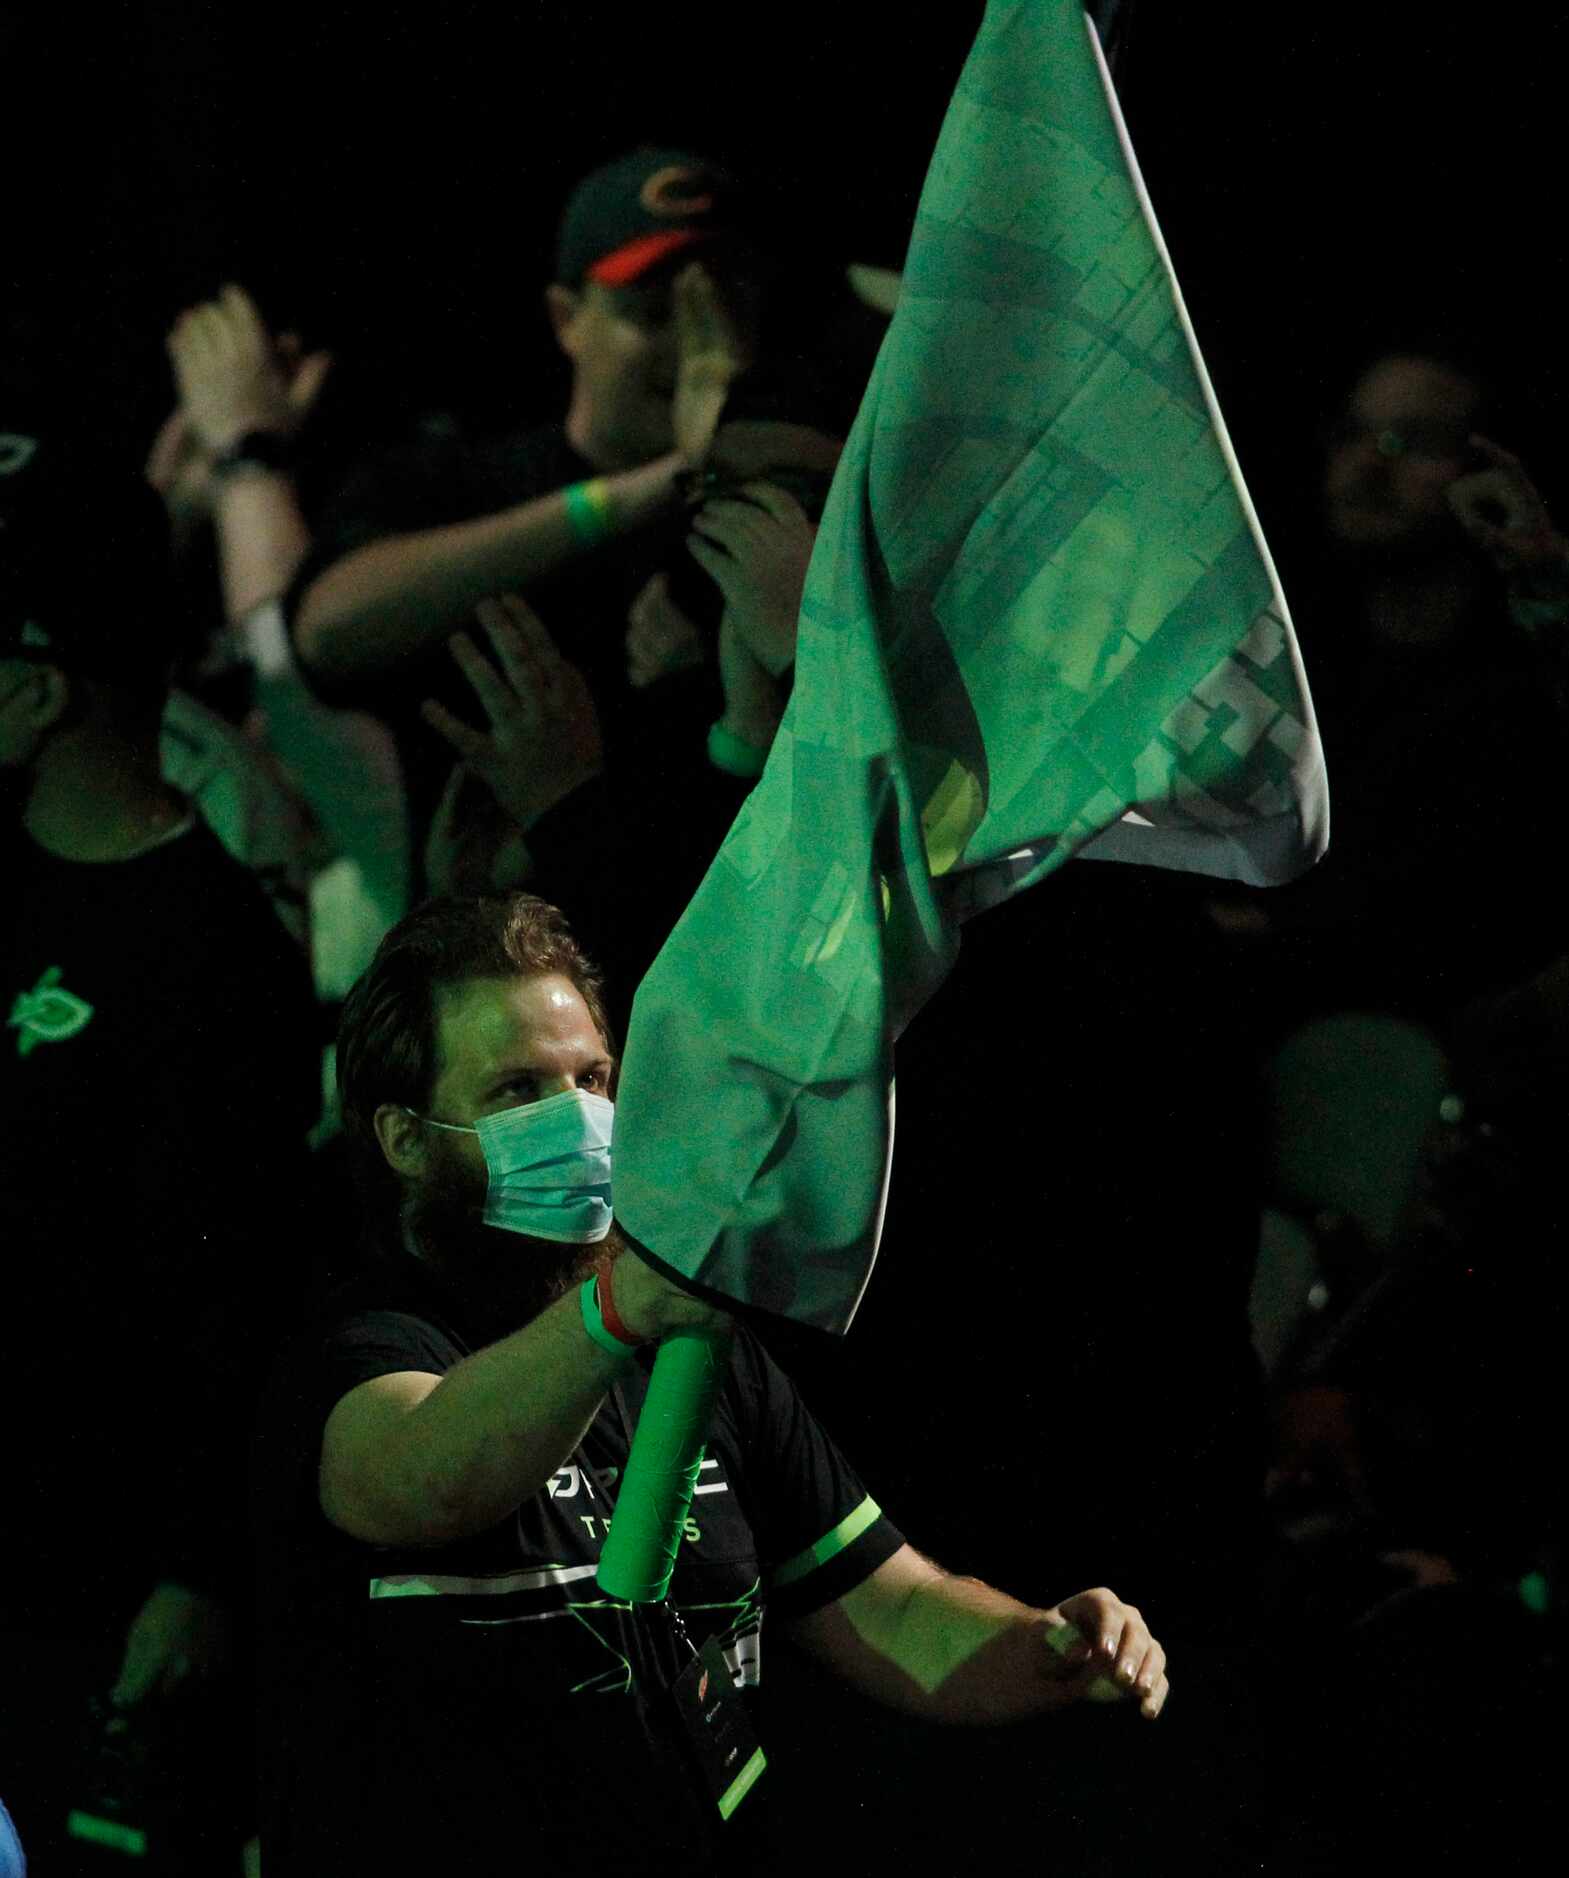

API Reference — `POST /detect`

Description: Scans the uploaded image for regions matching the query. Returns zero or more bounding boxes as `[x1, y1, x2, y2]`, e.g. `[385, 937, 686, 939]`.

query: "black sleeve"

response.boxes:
[725, 1332, 905, 1621]
[312, 1307, 464, 1411]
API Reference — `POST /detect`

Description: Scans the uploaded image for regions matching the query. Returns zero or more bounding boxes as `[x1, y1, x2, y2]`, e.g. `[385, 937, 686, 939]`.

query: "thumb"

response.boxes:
[629, 570, 668, 624]
[1041, 1615, 1093, 1670]
[1041, 1615, 1123, 1702]
[287, 350, 334, 415]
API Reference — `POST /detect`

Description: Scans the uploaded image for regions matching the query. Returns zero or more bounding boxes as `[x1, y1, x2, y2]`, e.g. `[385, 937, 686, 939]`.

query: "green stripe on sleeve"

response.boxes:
[772, 1495, 882, 1589]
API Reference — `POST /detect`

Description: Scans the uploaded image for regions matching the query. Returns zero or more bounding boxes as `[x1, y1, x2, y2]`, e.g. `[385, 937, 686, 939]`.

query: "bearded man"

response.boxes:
[252, 890, 1170, 1877]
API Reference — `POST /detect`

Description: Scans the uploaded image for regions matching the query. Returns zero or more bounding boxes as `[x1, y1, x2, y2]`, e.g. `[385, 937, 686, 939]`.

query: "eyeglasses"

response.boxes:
[1322, 418, 1472, 462]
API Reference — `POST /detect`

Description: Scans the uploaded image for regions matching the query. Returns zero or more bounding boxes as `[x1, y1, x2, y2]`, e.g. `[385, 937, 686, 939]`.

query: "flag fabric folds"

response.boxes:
[611, 0, 1328, 1332]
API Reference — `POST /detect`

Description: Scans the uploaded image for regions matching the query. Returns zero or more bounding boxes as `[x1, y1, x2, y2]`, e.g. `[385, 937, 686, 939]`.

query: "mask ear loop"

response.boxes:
[401, 1106, 476, 1135]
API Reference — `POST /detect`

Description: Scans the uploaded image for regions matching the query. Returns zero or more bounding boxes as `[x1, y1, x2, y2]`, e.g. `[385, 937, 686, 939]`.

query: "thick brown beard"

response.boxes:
[402, 1126, 625, 1344]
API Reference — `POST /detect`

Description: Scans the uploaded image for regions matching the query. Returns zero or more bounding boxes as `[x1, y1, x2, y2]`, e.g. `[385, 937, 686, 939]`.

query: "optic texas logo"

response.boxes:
[8, 967, 94, 1057]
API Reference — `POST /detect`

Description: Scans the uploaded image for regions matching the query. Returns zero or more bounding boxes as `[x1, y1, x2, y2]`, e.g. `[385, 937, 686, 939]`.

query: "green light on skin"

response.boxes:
[1518, 1571, 1550, 1616]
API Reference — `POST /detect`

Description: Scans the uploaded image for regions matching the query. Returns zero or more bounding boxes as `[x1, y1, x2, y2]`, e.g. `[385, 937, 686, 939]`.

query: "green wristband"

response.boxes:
[580, 1276, 637, 1360]
[707, 719, 769, 779]
[563, 478, 615, 545]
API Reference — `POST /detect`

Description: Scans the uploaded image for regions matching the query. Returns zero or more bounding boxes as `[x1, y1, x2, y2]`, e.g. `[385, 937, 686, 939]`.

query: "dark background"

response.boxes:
[7, 1, 1567, 527]
[5, 12, 1561, 1865]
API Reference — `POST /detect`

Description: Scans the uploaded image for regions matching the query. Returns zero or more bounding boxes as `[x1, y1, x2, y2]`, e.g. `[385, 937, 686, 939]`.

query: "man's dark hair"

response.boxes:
[336, 893, 617, 1191]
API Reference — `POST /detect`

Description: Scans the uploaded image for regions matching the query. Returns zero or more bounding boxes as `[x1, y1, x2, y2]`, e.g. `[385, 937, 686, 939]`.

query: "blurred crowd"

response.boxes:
[2, 112, 1563, 1878]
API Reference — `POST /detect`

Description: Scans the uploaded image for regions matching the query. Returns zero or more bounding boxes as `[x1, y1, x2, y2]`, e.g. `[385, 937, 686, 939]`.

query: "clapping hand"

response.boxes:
[687, 480, 816, 677]
[671, 262, 748, 471]
[422, 594, 604, 834]
[167, 283, 331, 457]
[625, 571, 705, 688]
[1447, 434, 1569, 590]
[148, 285, 332, 517]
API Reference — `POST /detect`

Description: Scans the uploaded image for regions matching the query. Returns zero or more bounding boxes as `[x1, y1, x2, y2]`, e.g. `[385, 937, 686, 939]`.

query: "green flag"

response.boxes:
[611, 0, 1327, 1334]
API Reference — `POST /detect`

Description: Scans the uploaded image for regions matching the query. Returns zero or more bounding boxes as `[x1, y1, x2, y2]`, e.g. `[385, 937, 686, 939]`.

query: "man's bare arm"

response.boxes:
[294, 452, 688, 690]
[161, 282, 334, 620]
[786, 1545, 1168, 1725]
[212, 468, 313, 621]
[318, 1254, 728, 1547]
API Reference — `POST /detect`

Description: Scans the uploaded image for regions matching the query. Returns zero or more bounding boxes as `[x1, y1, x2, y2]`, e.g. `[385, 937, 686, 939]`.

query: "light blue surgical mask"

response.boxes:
[405, 1088, 615, 1243]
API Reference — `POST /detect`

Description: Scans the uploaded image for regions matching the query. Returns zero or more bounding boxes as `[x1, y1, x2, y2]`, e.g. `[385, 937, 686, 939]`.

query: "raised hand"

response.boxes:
[687, 479, 816, 676]
[671, 262, 748, 470]
[166, 284, 332, 459]
[143, 406, 213, 522]
[625, 571, 705, 688]
[421, 593, 604, 833]
[1447, 434, 1569, 589]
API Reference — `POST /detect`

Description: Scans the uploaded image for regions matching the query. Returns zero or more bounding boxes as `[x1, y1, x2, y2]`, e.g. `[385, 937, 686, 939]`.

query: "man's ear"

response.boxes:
[544, 284, 582, 357]
[28, 664, 71, 736]
[374, 1103, 428, 1181]
[2, 662, 72, 760]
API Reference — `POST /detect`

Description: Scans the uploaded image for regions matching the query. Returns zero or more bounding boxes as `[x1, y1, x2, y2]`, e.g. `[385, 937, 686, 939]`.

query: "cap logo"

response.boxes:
[640, 166, 715, 220]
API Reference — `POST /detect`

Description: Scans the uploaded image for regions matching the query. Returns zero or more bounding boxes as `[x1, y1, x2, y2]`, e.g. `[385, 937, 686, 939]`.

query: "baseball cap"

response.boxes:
[0, 429, 180, 685]
[554, 145, 763, 289]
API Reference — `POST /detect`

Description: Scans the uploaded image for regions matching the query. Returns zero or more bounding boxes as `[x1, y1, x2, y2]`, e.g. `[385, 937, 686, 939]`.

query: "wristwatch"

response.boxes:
[211, 429, 294, 478]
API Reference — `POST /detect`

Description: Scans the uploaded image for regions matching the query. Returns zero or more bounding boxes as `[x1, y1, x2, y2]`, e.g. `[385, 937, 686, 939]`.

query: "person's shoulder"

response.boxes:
[312, 1250, 462, 1334]
[276, 1255, 472, 1394]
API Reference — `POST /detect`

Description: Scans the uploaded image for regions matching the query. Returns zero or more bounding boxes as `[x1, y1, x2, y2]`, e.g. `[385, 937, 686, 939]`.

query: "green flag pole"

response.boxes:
[597, 1330, 729, 1604]
[595, 0, 1325, 1652]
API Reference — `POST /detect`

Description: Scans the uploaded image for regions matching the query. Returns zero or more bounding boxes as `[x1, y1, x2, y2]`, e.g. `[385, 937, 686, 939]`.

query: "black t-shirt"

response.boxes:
[252, 1252, 904, 1878]
[1232, 609, 1569, 1033]
[287, 420, 723, 848]
[0, 817, 318, 1633]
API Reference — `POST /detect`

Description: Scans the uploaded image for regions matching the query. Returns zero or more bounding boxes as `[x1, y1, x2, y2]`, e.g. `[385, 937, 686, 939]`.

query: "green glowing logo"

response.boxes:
[8, 965, 95, 1057]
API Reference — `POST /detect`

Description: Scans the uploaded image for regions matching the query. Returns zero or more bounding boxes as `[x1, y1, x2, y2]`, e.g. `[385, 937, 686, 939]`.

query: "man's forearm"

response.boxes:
[295, 452, 687, 688]
[815, 1550, 1103, 1727]
[212, 470, 313, 621]
[391, 1283, 630, 1542]
[889, 1570, 1074, 1725]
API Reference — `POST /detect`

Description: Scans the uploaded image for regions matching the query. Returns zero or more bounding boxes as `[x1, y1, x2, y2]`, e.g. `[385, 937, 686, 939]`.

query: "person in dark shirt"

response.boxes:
[253, 890, 1173, 1876]
[1203, 339, 1569, 1871]
[1215, 340, 1569, 1030]
[285, 145, 881, 877]
[0, 437, 318, 1869]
